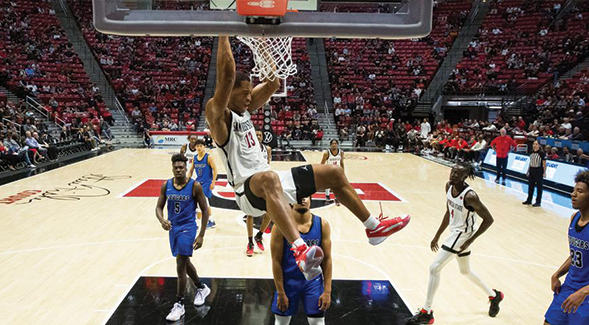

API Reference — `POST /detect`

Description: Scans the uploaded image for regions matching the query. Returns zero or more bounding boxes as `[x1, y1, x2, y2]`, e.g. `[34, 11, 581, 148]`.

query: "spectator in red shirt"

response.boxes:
[516, 116, 526, 131]
[444, 136, 459, 159]
[548, 147, 560, 160]
[490, 128, 517, 184]
[456, 136, 472, 161]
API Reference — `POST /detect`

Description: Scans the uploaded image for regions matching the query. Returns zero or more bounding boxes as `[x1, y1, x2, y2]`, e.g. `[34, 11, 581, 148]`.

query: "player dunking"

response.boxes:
[544, 171, 589, 325]
[205, 36, 410, 281]
[245, 130, 273, 257]
[187, 139, 217, 229]
[320, 139, 344, 206]
[406, 164, 503, 324]
[156, 154, 211, 322]
[271, 197, 332, 325]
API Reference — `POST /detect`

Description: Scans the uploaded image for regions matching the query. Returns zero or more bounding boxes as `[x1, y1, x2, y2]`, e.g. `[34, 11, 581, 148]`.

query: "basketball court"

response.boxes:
[0, 149, 571, 324]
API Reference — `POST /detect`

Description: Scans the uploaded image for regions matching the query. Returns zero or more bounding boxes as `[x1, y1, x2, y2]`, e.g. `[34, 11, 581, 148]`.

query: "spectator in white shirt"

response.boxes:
[420, 118, 431, 138]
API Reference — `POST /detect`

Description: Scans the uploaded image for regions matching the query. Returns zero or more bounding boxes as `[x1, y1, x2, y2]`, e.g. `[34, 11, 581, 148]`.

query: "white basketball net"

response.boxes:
[237, 36, 297, 82]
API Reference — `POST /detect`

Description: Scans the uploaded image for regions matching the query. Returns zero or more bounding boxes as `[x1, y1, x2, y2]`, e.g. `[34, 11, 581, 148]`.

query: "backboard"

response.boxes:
[93, 0, 433, 39]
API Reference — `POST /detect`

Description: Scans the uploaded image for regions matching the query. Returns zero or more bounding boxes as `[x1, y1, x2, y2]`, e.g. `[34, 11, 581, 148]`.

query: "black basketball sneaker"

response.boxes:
[405, 308, 434, 324]
[488, 289, 504, 317]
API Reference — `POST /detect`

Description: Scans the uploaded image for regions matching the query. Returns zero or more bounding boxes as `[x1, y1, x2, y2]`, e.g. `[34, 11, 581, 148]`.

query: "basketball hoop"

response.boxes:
[237, 36, 297, 85]
[235, 0, 296, 95]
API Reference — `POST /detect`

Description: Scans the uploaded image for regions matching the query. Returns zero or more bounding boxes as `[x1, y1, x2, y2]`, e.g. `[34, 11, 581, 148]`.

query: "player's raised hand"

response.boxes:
[551, 275, 561, 294]
[193, 235, 204, 250]
[277, 292, 289, 312]
[161, 220, 172, 231]
[318, 291, 331, 311]
[430, 236, 440, 252]
[561, 289, 587, 313]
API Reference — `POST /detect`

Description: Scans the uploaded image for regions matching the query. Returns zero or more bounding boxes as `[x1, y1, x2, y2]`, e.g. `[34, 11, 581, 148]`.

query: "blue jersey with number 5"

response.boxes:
[166, 178, 197, 229]
[566, 211, 589, 289]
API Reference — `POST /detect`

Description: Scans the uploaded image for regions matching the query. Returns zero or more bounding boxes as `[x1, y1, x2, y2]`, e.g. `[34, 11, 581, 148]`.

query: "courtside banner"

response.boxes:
[483, 149, 585, 187]
[150, 131, 208, 146]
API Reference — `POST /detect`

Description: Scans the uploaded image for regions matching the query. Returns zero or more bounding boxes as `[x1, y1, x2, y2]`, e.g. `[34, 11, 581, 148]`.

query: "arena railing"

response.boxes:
[25, 96, 66, 127]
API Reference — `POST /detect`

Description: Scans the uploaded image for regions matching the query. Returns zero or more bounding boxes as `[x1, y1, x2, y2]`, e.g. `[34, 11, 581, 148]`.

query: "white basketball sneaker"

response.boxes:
[194, 284, 211, 306]
[166, 302, 185, 321]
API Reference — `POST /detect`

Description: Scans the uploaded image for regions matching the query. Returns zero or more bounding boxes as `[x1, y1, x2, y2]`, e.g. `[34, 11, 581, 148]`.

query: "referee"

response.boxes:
[522, 141, 546, 207]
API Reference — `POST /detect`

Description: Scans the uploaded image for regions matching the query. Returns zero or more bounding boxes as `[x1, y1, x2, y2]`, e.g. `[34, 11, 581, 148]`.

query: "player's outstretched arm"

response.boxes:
[459, 190, 494, 252]
[208, 155, 218, 189]
[267, 146, 272, 164]
[320, 152, 328, 164]
[188, 160, 195, 179]
[205, 36, 234, 145]
[431, 183, 451, 251]
[270, 224, 288, 312]
[249, 80, 281, 113]
[193, 181, 209, 242]
[319, 219, 332, 311]
[156, 183, 171, 231]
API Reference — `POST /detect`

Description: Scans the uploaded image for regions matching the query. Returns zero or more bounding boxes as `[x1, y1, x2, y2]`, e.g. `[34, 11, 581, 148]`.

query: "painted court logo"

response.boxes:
[0, 174, 132, 205]
[122, 174, 405, 210]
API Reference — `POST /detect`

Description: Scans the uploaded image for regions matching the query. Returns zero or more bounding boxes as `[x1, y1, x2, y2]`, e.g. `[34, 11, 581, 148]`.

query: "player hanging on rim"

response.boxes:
[271, 197, 332, 325]
[245, 130, 273, 257]
[205, 36, 411, 281]
[320, 139, 344, 206]
[187, 139, 217, 229]
[156, 154, 211, 322]
[544, 170, 589, 325]
[406, 163, 503, 324]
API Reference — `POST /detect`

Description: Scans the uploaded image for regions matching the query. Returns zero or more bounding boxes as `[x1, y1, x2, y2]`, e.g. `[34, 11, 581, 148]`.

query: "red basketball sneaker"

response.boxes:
[246, 243, 254, 257]
[254, 236, 265, 252]
[292, 244, 324, 280]
[366, 214, 411, 245]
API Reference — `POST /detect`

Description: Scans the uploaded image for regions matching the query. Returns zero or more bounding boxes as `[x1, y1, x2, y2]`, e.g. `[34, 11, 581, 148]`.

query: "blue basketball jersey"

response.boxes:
[193, 153, 213, 185]
[166, 178, 197, 228]
[566, 211, 589, 289]
[282, 215, 323, 281]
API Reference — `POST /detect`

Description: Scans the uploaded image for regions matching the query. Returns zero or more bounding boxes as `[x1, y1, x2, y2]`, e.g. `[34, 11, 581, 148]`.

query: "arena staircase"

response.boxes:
[415, 0, 490, 115]
[52, 0, 144, 148]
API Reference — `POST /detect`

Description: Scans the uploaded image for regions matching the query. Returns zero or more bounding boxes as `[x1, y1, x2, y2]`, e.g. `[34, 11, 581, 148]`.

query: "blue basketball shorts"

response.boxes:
[272, 275, 324, 317]
[545, 282, 589, 325]
[169, 225, 197, 257]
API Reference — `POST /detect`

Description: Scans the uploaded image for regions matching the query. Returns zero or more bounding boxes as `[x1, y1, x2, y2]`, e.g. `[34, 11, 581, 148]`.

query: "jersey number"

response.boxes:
[174, 202, 181, 214]
[197, 168, 202, 176]
[451, 210, 454, 219]
[245, 132, 256, 148]
[571, 249, 583, 268]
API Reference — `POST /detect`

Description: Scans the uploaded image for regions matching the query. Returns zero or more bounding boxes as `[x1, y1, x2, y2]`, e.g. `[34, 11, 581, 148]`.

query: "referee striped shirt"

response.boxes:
[529, 150, 545, 168]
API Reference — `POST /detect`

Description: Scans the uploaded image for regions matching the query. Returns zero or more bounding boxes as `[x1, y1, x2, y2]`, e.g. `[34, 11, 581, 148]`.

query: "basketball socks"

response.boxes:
[275, 315, 292, 325]
[363, 215, 379, 230]
[307, 317, 326, 325]
[248, 236, 254, 245]
[176, 296, 185, 305]
[255, 231, 264, 240]
[292, 238, 306, 249]
[195, 280, 205, 290]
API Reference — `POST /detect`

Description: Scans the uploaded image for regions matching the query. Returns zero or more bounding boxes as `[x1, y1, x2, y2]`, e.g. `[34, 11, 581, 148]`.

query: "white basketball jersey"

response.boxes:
[446, 185, 478, 233]
[327, 149, 341, 166]
[185, 145, 197, 163]
[217, 110, 270, 188]
[260, 143, 269, 163]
